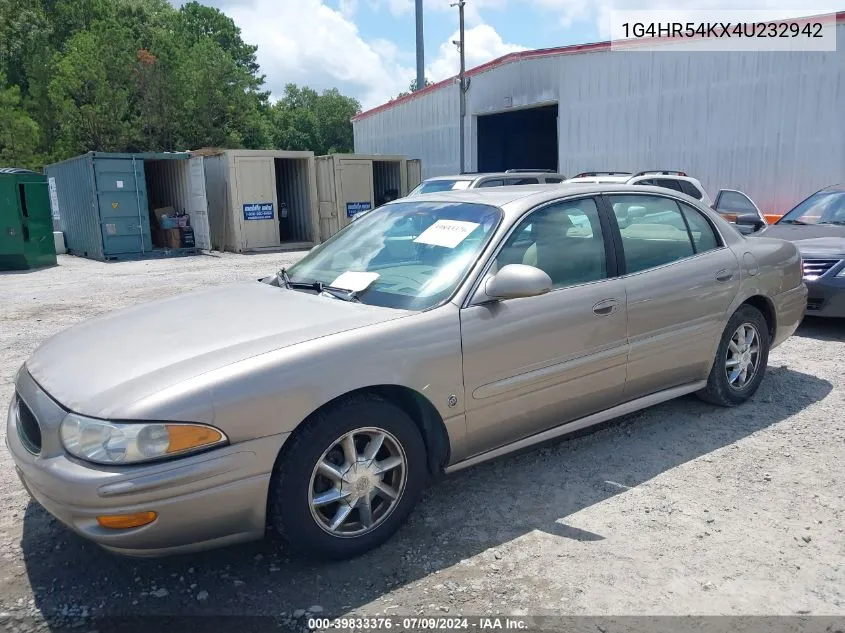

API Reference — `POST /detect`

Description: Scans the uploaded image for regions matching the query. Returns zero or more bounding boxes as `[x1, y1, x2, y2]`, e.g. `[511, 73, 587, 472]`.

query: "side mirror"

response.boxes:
[481, 264, 553, 301]
[735, 213, 765, 232]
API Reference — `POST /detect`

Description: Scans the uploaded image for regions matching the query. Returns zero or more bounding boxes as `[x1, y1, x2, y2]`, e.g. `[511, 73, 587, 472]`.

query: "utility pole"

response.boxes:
[414, 0, 425, 92]
[451, 0, 467, 173]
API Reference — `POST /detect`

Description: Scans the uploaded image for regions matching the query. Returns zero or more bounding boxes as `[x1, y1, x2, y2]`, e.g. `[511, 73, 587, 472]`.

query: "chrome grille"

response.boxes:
[802, 258, 841, 280]
[15, 394, 42, 455]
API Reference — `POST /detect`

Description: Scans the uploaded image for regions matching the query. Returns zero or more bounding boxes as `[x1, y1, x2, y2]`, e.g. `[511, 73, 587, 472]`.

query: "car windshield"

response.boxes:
[285, 201, 502, 310]
[408, 179, 473, 195]
[778, 190, 845, 225]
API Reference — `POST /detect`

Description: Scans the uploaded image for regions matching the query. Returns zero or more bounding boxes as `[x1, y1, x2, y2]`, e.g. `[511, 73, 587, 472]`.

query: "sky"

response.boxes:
[192, 1, 843, 111]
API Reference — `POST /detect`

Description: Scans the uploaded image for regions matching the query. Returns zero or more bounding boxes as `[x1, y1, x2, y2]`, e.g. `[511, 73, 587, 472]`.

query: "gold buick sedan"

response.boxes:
[7, 183, 806, 559]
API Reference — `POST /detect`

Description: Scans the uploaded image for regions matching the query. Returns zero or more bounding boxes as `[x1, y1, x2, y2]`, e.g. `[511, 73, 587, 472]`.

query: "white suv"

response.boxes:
[564, 170, 713, 206]
[565, 170, 769, 233]
[408, 170, 567, 196]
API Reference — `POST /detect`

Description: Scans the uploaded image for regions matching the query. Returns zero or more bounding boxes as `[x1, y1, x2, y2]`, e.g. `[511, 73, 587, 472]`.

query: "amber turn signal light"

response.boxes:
[96, 511, 158, 529]
[165, 424, 224, 454]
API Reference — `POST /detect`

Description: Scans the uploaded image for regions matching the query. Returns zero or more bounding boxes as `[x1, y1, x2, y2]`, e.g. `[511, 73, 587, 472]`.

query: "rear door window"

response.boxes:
[678, 202, 720, 252]
[478, 179, 505, 188]
[608, 194, 696, 273]
[654, 178, 685, 193]
[679, 180, 703, 199]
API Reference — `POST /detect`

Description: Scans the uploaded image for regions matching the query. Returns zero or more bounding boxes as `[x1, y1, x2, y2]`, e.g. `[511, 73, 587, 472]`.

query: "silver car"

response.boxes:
[408, 170, 567, 195]
[6, 184, 807, 559]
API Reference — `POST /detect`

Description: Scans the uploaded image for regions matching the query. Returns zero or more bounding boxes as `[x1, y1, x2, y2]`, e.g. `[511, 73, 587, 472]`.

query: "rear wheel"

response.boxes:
[268, 395, 427, 559]
[697, 304, 770, 406]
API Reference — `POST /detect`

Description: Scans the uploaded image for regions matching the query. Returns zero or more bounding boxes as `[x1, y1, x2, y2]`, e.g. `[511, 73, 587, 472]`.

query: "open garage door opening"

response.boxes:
[476, 104, 558, 173]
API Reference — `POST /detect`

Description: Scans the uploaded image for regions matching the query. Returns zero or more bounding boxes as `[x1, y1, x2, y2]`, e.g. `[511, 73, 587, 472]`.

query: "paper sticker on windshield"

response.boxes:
[413, 220, 479, 248]
[330, 271, 380, 292]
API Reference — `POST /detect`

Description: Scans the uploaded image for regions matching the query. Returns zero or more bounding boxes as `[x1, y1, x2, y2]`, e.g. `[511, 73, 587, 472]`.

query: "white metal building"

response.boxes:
[353, 14, 845, 216]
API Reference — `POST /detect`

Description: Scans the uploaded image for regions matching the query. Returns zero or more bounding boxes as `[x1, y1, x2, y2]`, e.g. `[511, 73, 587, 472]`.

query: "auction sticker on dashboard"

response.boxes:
[330, 271, 380, 292]
[414, 220, 479, 248]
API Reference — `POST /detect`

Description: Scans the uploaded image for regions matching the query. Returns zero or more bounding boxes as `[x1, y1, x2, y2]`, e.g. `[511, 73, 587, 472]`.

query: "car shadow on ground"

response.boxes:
[796, 316, 845, 342]
[20, 367, 832, 623]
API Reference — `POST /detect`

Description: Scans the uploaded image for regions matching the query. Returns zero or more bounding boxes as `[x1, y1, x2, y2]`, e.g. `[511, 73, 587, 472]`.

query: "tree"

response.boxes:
[174, 38, 269, 149]
[394, 77, 434, 99]
[0, 72, 41, 168]
[270, 83, 360, 155]
[132, 48, 178, 151]
[175, 2, 260, 77]
[314, 88, 360, 154]
[48, 24, 136, 154]
[0, 0, 361, 166]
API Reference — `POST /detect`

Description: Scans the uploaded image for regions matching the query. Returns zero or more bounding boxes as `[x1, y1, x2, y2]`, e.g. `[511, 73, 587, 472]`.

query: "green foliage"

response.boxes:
[394, 77, 434, 99]
[0, 0, 360, 168]
[270, 84, 361, 156]
[49, 24, 136, 154]
[175, 2, 260, 76]
[0, 73, 42, 168]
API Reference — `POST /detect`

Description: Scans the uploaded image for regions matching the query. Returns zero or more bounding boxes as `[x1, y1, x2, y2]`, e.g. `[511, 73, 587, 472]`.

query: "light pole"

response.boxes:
[414, 0, 425, 92]
[451, 0, 467, 173]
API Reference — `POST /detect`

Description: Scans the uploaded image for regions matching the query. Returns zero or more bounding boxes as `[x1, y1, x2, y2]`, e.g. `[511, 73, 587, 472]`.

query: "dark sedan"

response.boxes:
[742, 185, 845, 318]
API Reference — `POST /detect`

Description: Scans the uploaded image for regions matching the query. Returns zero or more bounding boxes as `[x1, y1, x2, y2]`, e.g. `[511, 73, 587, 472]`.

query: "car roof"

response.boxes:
[395, 182, 707, 218]
[565, 175, 631, 183]
[820, 183, 845, 192]
[421, 175, 476, 182]
[422, 171, 562, 182]
[399, 185, 552, 205]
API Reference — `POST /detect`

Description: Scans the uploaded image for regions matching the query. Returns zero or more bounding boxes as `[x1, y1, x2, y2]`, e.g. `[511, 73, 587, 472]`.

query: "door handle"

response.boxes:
[593, 298, 619, 316]
[715, 269, 734, 282]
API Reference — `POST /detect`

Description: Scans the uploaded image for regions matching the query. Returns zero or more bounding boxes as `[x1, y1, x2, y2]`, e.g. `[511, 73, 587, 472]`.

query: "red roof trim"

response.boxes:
[353, 10, 845, 123]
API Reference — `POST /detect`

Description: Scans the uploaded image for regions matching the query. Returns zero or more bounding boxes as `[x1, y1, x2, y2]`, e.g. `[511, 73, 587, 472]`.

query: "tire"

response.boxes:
[697, 304, 770, 407]
[268, 394, 427, 559]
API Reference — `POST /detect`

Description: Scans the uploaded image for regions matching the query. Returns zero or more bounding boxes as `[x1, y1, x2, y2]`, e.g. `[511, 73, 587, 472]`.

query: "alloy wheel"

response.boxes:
[725, 323, 761, 390]
[308, 427, 408, 538]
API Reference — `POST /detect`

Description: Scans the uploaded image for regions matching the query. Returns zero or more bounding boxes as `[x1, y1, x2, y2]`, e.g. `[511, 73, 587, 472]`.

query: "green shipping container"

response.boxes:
[0, 168, 57, 271]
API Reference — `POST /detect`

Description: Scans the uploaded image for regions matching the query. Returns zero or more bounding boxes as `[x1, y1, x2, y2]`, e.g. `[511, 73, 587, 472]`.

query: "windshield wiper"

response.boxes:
[278, 267, 293, 288]
[778, 219, 809, 225]
[817, 221, 845, 226]
[279, 270, 360, 302]
[320, 286, 361, 303]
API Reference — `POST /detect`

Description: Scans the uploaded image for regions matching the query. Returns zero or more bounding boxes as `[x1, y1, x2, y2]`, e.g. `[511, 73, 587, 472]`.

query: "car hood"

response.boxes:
[26, 282, 408, 418]
[757, 225, 845, 258]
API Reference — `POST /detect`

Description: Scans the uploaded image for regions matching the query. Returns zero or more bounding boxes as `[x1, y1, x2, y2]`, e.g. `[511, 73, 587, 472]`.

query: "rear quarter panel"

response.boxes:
[729, 236, 805, 348]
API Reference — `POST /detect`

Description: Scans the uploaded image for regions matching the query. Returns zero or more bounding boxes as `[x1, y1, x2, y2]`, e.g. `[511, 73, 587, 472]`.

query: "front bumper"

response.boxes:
[805, 276, 845, 318]
[6, 368, 289, 557]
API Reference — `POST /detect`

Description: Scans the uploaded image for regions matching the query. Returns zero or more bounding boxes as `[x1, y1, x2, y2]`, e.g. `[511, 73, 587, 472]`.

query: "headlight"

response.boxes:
[836, 263, 845, 277]
[60, 414, 227, 465]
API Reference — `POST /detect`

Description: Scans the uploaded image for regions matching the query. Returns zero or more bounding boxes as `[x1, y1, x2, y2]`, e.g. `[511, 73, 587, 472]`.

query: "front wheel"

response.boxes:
[697, 304, 770, 407]
[268, 395, 427, 559]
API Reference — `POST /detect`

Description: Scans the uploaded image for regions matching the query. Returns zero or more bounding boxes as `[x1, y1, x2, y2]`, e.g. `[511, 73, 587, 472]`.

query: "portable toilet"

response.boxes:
[44, 151, 210, 261]
[0, 168, 57, 270]
[315, 154, 413, 241]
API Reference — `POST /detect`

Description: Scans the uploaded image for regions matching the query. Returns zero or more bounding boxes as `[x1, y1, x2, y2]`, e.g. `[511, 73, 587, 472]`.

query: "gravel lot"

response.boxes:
[1, 253, 844, 626]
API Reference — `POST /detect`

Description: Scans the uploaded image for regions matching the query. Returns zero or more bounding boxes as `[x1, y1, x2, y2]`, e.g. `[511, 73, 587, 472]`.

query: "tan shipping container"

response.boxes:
[406, 159, 422, 191]
[315, 154, 414, 241]
[201, 149, 319, 253]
